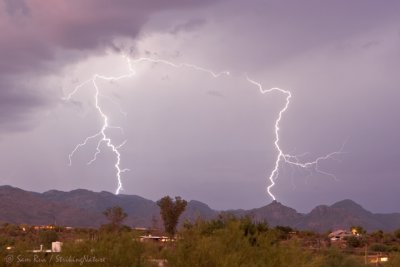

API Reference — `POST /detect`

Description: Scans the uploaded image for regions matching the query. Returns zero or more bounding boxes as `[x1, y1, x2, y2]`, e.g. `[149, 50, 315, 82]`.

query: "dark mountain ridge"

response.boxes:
[0, 186, 399, 232]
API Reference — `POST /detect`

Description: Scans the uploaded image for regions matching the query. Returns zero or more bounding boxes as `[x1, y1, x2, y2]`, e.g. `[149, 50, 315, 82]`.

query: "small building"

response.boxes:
[51, 241, 63, 252]
[133, 227, 148, 231]
[368, 254, 389, 264]
[29, 242, 63, 253]
[33, 225, 55, 231]
[328, 229, 352, 241]
[139, 235, 173, 243]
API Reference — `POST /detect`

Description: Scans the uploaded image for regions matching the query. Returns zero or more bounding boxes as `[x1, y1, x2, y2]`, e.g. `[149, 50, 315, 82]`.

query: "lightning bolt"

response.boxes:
[246, 76, 345, 200]
[64, 56, 135, 194]
[64, 57, 229, 194]
[64, 55, 343, 200]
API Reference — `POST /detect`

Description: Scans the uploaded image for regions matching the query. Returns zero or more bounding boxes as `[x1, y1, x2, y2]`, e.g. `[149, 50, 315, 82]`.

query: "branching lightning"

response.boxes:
[246, 76, 345, 200]
[64, 56, 343, 200]
[64, 56, 135, 194]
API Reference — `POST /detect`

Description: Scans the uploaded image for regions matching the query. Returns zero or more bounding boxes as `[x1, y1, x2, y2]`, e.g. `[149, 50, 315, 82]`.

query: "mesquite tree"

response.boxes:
[157, 196, 187, 237]
[103, 206, 127, 231]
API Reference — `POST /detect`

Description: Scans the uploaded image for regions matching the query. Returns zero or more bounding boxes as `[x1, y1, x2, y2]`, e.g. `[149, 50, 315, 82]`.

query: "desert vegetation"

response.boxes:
[1, 198, 400, 266]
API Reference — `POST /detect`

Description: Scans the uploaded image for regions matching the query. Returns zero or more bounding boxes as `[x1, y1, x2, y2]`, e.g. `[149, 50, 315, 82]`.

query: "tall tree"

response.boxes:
[157, 196, 187, 237]
[39, 230, 58, 248]
[103, 206, 127, 231]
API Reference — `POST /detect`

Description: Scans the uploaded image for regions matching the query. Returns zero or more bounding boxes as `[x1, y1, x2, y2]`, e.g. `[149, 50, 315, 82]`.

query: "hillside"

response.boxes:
[0, 186, 399, 232]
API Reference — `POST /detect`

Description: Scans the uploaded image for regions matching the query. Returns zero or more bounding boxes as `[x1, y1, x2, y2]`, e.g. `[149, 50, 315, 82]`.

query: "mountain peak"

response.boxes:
[0, 186, 398, 232]
[70, 188, 95, 194]
[265, 200, 293, 210]
[43, 189, 65, 195]
[100, 191, 115, 196]
[0, 185, 21, 191]
[331, 199, 365, 210]
[270, 200, 283, 206]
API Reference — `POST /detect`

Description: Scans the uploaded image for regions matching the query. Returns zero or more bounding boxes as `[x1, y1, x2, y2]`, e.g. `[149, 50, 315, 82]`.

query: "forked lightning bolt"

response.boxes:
[246, 77, 344, 200]
[64, 56, 135, 194]
[65, 56, 343, 200]
[64, 57, 229, 194]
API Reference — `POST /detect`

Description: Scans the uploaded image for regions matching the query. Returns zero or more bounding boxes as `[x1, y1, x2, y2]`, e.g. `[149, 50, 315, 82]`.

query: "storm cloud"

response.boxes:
[0, 0, 399, 213]
[0, 0, 217, 132]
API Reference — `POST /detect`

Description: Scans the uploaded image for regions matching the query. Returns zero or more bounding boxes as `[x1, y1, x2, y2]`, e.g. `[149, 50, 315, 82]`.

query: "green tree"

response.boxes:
[165, 217, 318, 267]
[370, 230, 384, 242]
[157, 196, 187, 237]
[60, 232, 150, 267]
[346, 235, 362, 248]
[39, 230, 58, 248]
[102, 206, 127, 231]
[395, 228, 400, 239]
[369, 243, 390, 252]
[350, 225, 366, 235]
[315, 248, 363, 267]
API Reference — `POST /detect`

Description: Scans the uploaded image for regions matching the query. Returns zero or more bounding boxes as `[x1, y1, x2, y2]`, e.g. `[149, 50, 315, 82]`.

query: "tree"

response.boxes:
[346, 236, 362, 248]
[395, 228, 400, 239]
[350, 225, 366, 235]
[370, 230, 384, 242]
[157, 196, 187, 237]
[102, 206, 127, 231]
[39, 230, 58, 248]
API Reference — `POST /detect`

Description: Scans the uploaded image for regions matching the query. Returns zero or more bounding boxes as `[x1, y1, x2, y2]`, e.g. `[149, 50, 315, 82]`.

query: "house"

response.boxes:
[368, 254, 389, 264]
[328, 229, 353, 241]
[51, 241, 63, 252]
[33, 225, 55, 231]
[139, 235, 173, 243]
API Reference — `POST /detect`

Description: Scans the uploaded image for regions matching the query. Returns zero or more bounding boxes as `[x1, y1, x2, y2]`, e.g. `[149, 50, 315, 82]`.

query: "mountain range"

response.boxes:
[0, 185, 399, 232]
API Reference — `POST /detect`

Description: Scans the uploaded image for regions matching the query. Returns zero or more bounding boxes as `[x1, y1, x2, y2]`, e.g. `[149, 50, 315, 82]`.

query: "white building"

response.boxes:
[51, 241, 63, 252]
[328, 230, 352, 241]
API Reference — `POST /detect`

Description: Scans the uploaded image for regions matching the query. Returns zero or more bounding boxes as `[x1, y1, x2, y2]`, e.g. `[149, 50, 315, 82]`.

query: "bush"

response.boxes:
[165, 218, 316, 267]
[369, 243, 390, 252]
[39, 230, 58, 248]
[346, 236, 362, 248]
[313, 248, 363, 267]
[394, 229, 400, 239]
[60, 232, 152, 267]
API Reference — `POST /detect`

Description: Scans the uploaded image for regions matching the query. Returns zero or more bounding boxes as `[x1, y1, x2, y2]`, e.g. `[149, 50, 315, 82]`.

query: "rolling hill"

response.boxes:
[0, 185, 399, 232]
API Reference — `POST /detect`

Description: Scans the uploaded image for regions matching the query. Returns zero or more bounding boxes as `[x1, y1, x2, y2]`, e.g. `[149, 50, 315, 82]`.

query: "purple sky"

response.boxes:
[0, 0, 399, 212]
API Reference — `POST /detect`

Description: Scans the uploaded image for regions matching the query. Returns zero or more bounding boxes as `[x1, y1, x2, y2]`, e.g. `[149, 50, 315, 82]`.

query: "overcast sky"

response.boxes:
[1, 0, 399, 213]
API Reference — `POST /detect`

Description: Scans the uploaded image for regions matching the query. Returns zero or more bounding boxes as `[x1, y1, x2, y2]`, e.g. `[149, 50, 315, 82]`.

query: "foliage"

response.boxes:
[370, 230, 384, 242]
[163, 217, 364, 267]
[39, 230, 58, 248]
[4, 218, 400, 266]
[102, 206, 128, 232]
[157, 196, 187, 237]
[386, 253, 400, 267]
[312, 248, 363, 267]
[345, 235, 362, 248]
[369, 242, 390, 252]
[274, 225, 293, 240]
[350, 225, 366, 235]
[395, 228, 400, 239]
[56, 232, 155, 267]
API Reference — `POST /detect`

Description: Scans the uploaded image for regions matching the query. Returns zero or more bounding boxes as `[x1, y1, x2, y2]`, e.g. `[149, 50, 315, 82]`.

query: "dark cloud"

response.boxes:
[4, 0, 29, 16]
[0, 0, 217, 72]
[170, 18, 206, 35]
[198, 0, 400, 73]
[0, 79, 47, 132]
[0, 0, 218, 132]
[1, 0, 399, 212]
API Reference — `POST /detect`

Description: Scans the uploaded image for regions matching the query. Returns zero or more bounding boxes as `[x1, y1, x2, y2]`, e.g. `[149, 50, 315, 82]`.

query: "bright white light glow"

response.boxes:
[65, 56, 343, 199]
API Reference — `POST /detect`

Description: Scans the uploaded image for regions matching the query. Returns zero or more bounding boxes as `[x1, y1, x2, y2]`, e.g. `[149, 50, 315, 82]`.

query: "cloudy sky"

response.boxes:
[1, 0, 399, 212]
